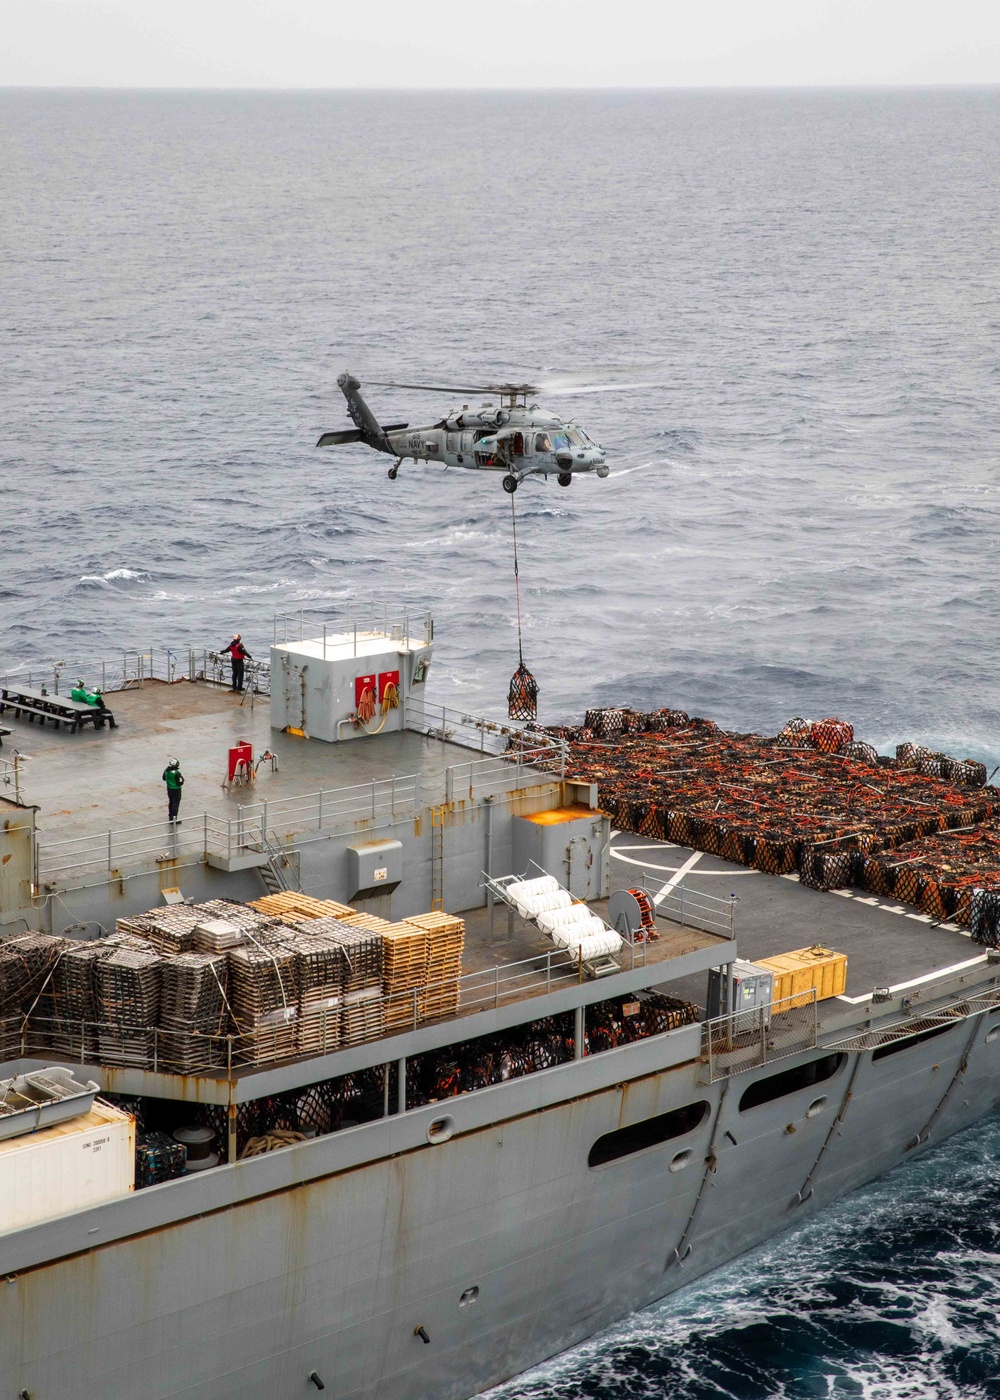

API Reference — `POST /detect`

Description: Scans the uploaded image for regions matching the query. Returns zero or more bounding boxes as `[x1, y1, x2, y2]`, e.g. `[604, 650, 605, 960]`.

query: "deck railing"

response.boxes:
[638, 871, 737, 940]
[33, 746, 564, 886]
[35, 775, 423, 884]
[0, 649, 272, 698]
[2, 942, 628, 1078]
[0, 753, 28, 807]
[0, 605, 434, 701]
[701, 990, 819, 1082]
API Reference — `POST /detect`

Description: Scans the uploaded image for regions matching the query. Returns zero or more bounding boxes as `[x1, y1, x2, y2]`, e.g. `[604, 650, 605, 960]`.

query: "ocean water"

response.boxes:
[3, 86, 1000, 1395]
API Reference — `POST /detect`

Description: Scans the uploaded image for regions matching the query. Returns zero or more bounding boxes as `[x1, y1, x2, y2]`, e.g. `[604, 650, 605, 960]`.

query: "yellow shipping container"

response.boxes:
[757, 944, 847, 1010]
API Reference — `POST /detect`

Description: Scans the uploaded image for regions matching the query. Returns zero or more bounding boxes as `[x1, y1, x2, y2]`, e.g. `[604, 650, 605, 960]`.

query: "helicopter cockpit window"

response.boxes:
[535, 433, 552, 452]
[550, 433, 570, 452]
[566, 428, 585, 447]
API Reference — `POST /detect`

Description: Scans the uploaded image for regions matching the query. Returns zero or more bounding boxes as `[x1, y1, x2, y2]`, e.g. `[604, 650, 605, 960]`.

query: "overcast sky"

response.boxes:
[3, 0, 999, 89]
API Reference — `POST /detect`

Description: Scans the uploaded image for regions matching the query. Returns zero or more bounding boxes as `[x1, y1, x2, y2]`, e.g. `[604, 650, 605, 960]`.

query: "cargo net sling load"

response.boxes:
[507, 494, 539, 721]
[483, 870, 623, 978]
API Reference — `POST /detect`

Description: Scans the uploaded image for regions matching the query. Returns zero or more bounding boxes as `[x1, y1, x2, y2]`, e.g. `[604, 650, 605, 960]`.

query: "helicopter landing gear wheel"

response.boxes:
[502, 475, 518, 494]
[557, 473, 572, 487]
[387, 463, 400, 480]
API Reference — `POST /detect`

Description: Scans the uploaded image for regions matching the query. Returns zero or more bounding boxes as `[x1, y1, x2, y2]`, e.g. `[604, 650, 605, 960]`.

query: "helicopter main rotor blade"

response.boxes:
[365, 370, 667, 398]
[536, 380, 667, 396]
[368, 380, 499, 395]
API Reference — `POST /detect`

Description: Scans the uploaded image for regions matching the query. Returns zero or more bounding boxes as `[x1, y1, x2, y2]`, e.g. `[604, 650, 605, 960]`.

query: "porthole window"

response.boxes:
[427, 1116, 455, 1144]
[739, 1054, 845, 1112]
[987, 1025, 1000, 1044]
[588, 1101, 709, 1168]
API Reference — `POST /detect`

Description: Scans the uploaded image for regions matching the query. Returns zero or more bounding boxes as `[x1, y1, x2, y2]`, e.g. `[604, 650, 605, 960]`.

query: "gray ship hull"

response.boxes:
[5, 1012, 998, 1399]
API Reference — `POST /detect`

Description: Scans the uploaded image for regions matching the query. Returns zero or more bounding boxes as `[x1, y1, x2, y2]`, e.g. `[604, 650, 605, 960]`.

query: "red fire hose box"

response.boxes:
[228, 741, 253, 782]
[355, 674, 376, 706]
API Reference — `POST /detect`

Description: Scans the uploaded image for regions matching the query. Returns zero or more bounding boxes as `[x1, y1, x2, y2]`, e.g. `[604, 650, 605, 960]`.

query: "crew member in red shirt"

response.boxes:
[220, 633, 252, 692]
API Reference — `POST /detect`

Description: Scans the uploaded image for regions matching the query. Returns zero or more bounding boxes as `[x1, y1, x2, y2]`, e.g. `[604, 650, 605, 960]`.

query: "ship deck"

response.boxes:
[8, 679, 544, 841]
[607, 831, 988, 1028]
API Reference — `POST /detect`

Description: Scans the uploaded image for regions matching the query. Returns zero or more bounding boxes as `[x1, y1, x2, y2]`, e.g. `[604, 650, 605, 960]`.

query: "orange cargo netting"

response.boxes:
[858, 822, 1000, 943]
[537, 707, 1000, 896]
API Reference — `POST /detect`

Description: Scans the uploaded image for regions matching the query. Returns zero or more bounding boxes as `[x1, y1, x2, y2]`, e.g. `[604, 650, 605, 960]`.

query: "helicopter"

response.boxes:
[316, 372, 611, 493]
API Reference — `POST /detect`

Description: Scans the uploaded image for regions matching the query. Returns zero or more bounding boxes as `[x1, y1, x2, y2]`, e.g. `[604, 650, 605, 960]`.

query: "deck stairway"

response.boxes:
[258, 833, 302, 895]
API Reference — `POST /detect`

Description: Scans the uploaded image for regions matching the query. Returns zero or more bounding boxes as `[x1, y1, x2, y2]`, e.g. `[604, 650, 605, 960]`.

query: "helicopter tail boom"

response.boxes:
[336, 372, 392, 454]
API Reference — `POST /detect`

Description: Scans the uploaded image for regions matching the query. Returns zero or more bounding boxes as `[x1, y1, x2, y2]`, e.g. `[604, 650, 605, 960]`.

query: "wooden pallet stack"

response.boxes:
[295, 935, 346, 1055]
[196, 900, 273, 934]
[381, 923, 430, 1032]
[192, 918, 246, 953]
[406, 912, 465, 1022]
[95, 947, 163, 1067]
[158, 952, 230, 1072]
[249, 893, 355, 922]
[340, 986, 385, 1047]
[116, 907, 203, 955]
[322, 915, 388, 1046]
[31, 941, 112, 1060]
[228, 942, 299, 1065]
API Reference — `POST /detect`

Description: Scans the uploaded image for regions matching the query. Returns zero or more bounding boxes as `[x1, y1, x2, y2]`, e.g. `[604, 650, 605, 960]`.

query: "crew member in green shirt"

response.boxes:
[71, 679, 108, 711]
[163, 758, 184, 823]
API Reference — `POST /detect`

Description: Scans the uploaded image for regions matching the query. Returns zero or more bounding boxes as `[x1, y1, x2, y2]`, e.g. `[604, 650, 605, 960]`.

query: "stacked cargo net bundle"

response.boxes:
[228, 940, 299, 1065]
[116, 906, 205, 956]
[157, 953, 230, 1072]
[318, 915, 386, 1046]
[249, 893, 355, 922]
[544, 709, 1000, 891]
[0, 932, 66, 1017]
[585, 993, 698, 1053]
[894, 742, 988, 787]
[382, 922, 429, 1031]
[135, 1133, 188, 1190]
[856, 820, 1000, 935]
[294, 936, 347, 1055]
[404, 1013, 575, 1108]
[1, 933, 67, 1059]
[195, 898, 272, 933]
[29, 940, 116, 1060]
[95, 946, 163, 1068]
[406, 912, 465, 1022]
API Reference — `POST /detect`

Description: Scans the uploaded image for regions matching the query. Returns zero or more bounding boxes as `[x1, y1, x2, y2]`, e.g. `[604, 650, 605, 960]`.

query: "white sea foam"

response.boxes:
[77, 567, 151, 587]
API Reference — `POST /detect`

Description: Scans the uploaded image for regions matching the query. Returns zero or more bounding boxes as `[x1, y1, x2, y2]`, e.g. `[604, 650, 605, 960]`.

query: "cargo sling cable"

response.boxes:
[507, 495, 538, 721]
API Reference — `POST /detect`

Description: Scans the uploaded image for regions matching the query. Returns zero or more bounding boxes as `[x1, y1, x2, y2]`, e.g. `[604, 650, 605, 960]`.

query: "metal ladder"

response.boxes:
[430, 806, 446, 911]
[258, 832, 301, 895]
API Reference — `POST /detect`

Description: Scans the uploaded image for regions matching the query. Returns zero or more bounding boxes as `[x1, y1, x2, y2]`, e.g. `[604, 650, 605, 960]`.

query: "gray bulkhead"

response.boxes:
[3, 1009, 1000, 1400]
